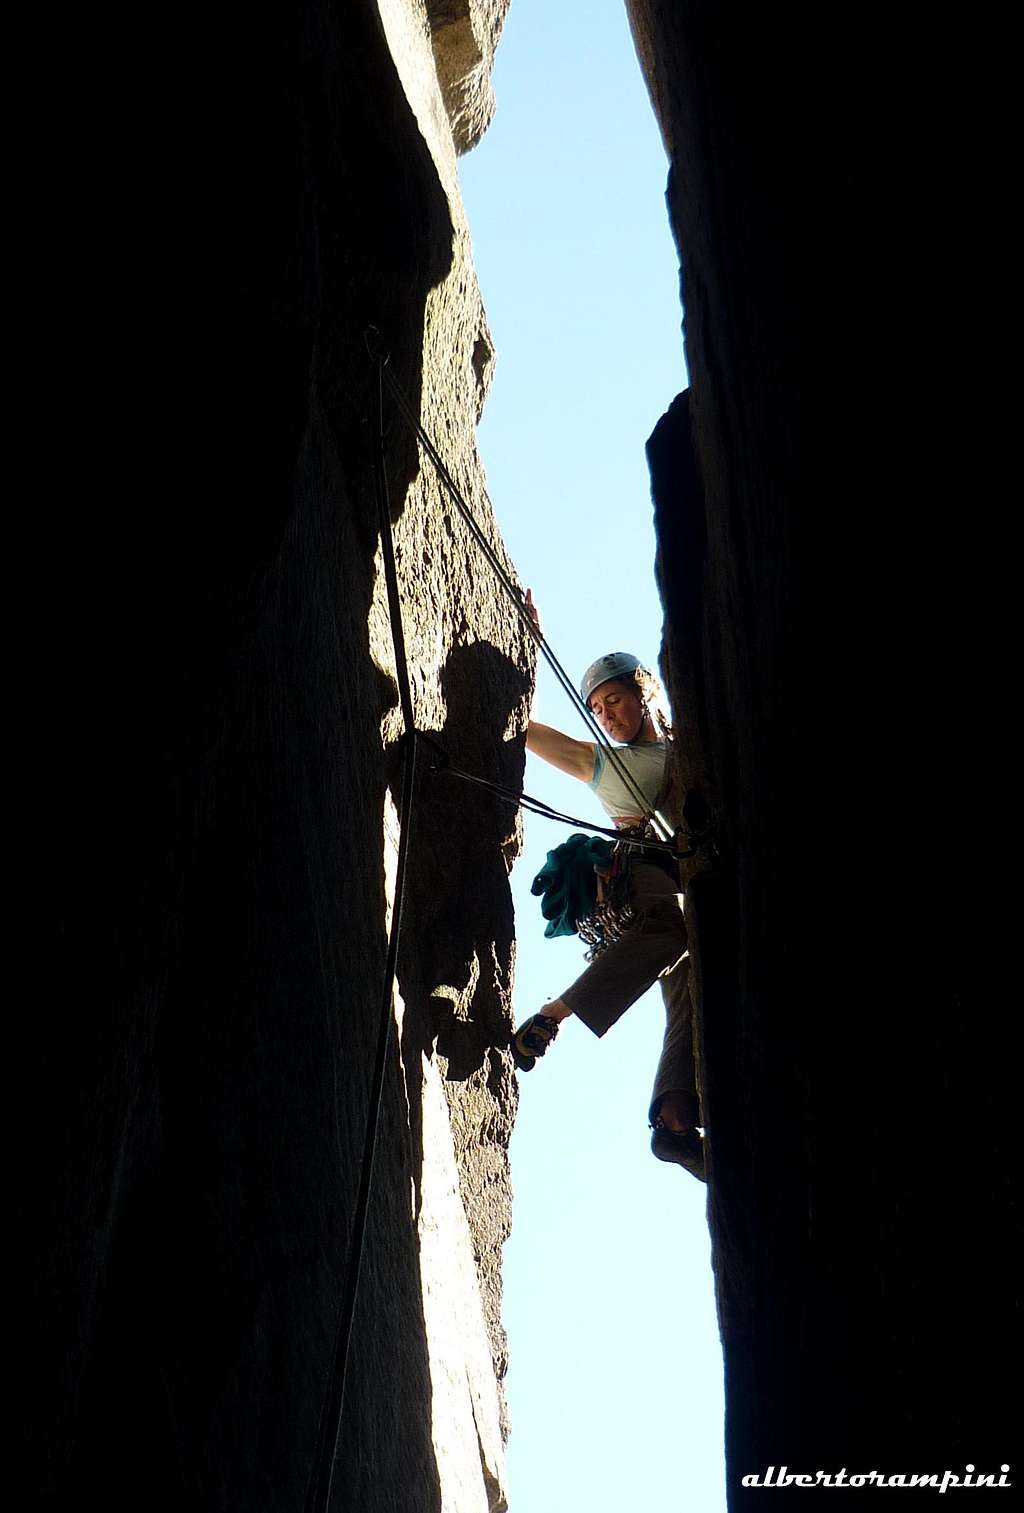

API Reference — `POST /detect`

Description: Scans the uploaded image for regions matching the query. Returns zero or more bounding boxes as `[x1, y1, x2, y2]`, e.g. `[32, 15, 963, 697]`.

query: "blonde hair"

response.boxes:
[630, 666, 674, 741]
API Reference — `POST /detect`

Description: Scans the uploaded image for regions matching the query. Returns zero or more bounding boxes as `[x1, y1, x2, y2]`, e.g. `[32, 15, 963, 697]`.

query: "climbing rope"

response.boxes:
[305, 363, 420, 1513]
[365, 329, 673, 841]
[417, 732, 694, 858]
[307, 341, 698, 1502]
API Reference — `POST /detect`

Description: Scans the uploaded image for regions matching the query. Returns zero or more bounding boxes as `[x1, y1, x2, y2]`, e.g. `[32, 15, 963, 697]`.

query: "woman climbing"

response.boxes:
[511, 590, 705, 1182]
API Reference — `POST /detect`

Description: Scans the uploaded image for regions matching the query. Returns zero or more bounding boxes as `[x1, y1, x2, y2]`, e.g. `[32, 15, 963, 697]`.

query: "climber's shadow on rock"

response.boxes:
[398, 639, 528, 1085]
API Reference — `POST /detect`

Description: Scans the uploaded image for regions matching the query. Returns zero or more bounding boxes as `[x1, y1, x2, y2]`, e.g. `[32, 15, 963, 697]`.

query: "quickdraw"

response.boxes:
[577, 841, 636, 960]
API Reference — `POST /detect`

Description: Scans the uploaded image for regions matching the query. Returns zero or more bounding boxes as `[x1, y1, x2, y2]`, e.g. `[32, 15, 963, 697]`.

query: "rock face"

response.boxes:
[628, 4, 1016, 1504]
[427, 1, 511, 153]
[34, 3, 521, 1510]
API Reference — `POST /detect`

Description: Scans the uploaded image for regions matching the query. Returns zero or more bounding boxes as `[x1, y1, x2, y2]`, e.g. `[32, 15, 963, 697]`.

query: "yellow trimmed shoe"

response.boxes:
[510, 1013, 560, 1072]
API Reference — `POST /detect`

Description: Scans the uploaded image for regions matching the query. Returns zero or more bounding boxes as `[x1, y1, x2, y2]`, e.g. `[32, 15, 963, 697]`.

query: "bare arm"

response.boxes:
[522, 590, 596, 782]
[526, 720, 596, 783]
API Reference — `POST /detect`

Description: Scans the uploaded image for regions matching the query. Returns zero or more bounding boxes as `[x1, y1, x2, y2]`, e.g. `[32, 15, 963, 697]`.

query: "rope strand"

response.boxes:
[305, 363, 420, 1513]
[372, 340, 671, 838]
[414, 733, 694, 857]
[309, 344, 699, 1500]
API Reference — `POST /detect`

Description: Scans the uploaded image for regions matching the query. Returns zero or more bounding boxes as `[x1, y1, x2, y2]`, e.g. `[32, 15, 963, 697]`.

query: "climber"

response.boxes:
[510, 590, 705, 1183]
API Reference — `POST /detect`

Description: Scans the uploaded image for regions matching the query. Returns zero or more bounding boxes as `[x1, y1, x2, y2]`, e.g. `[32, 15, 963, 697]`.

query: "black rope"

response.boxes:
[305, 362, 419, 1513]
[445, 766, 695, 857]
[304, 342, 709, 1501]
[415, 732, 695, 858]
[366, 330, 670, 838]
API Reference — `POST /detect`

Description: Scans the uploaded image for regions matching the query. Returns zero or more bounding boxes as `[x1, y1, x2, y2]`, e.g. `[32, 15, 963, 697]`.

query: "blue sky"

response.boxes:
[458, 4, 727, 1510]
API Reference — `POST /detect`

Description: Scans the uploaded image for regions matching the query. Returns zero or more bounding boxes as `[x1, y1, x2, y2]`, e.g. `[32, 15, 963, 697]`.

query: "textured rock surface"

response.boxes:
[629, 3, 1016, 1504]
[427, 1, 512, 153]
[32, 3, 524, 1509]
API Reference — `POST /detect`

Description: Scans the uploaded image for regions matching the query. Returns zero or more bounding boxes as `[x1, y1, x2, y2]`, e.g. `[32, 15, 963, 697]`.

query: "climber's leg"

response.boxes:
[648, 957, 706, 1180]
[559, 861, 686, 1037]
[648, 955, 701, 1129]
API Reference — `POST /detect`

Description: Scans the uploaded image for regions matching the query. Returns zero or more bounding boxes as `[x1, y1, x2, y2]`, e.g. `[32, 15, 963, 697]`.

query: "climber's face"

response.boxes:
[587, 678, 645, 743]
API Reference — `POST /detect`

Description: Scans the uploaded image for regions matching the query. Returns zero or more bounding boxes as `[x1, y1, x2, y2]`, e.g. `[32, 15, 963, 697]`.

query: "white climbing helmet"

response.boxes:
[579, 651, 642, 705]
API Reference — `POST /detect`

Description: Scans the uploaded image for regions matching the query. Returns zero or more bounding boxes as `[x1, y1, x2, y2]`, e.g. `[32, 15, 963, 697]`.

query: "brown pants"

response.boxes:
[559, 860, 699, 1124]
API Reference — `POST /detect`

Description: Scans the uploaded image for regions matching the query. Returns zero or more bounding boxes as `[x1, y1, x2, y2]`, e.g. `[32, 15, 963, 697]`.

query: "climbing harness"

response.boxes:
[573, 824, 682, 961]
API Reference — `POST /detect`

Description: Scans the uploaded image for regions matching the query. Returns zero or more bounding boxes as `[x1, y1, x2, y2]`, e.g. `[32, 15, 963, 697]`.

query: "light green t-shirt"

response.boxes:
[588, 739, 667, 819]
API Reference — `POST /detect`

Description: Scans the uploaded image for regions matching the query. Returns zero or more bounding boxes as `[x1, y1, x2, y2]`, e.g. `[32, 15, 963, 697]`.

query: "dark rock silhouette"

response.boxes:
[628, 2, 1017, 1504]
[30, 3, 1017, 1508]
[33, 3, 519, 1509]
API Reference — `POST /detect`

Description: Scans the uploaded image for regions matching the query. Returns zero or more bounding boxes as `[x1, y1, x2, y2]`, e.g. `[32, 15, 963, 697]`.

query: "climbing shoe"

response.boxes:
[650, 1125, 707, 1183]
[510, 1013, 560, 1072]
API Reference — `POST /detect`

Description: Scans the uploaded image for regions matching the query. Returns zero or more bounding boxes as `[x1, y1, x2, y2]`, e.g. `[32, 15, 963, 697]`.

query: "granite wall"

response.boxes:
[33, 4, 522, 1509]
